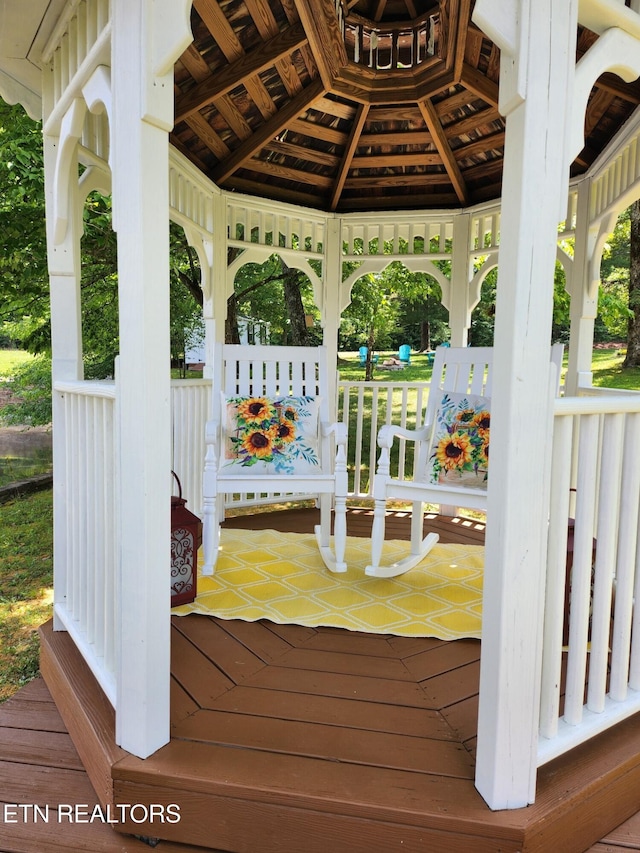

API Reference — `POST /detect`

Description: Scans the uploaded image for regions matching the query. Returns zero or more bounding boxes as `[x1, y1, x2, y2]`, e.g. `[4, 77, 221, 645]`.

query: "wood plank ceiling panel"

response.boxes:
[169, 0, 640, 212]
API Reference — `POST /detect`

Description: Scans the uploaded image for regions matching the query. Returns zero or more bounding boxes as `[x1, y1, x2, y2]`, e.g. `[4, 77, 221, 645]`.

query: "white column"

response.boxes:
[111, 0, 177, 758]
[43, 93, 84, 633]
[447, 213, 473, 346]
[473, 0, 579, 809]
[322, 217, 342, 420]
[564, 178, 609, 396]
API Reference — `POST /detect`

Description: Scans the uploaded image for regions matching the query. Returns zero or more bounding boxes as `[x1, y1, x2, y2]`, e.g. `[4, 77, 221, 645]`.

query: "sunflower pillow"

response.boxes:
[222, 394, 321, 475]
[426, 392, 490, 489]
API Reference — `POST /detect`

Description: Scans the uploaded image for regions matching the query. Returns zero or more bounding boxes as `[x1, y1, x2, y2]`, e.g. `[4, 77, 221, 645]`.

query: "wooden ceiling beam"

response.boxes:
[330, 103, 369, 211]
[453, 0, 471, 82]
[215, 97, 253, 142]
[454, 130, 505, 161]
[439, 0, 461, 73]
[193, 0, 277, 121]
[372, 0, 386, 22]
[459, 62, 500, 109]
[262, 139, 339, 168]
[212, 79, 326, 184]
[312, 96, 357, 121]
[443, 107, 501, 139]
[175, 24, 308, 124]
[366, 105, 423, 122]
[339, 191, 459, 209]
[345, 173, 450, 188]
[292, 0, 347, 89]
[244, 158, 334, 189]
[179, 43, 211, 82]
[229, 176, 321, 208]
[288, 117, 347, 145]
[350, 152, 441, 168]
[185, 113, 230, 160]
[405, 0, 418, 17]
[279, 0, 317, 77]
[418, 98, 469, 205]
[244, 0, 305, 97]
[358, 130, 433, 146]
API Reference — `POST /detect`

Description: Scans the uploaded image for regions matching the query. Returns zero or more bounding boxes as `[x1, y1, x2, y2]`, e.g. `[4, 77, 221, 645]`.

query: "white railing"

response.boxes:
[538, 392, 640, 766]
[338, 379, 429, 498]
[342, 14, 434, 70]
[54, 373, 640, 776]
[52, 379, 118, 704]
[171, 379, 210, 518]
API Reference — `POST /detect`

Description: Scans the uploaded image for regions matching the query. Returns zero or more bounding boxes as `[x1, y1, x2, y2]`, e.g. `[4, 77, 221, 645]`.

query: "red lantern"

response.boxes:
[171, 472, 202, 606]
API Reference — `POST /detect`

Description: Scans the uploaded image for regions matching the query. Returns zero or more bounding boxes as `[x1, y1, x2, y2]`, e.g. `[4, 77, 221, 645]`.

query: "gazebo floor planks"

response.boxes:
[0, 678, 212, 853]
[32, 506, 640, 852]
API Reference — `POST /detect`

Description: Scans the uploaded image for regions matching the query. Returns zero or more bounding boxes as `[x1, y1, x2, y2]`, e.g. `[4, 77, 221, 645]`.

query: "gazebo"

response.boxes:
[3, 0, 640, 849]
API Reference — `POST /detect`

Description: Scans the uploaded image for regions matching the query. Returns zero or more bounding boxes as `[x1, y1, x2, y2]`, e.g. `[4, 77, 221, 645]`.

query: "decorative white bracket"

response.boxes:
[140, 0, 194, 130]
[52, 98, 87, 245]
[472, 0, 530, 116]
[569, 28, 640, 166]
[81, 65, 113, 170]
[151, 0, 194, 78]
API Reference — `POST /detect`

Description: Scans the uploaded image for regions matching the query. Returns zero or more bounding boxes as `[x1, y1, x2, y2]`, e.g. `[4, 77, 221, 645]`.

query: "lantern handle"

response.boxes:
[171, 470, 183, 500]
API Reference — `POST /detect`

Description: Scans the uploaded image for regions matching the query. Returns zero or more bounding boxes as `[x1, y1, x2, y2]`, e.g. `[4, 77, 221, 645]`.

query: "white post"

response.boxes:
[111, 0, 178, 757]
[447, 213, 473, 346]
[322, 217, 342, 420]
[43, 75, 84, 633]
[564, 178, 609, 396]
[473, 0, 579, 809]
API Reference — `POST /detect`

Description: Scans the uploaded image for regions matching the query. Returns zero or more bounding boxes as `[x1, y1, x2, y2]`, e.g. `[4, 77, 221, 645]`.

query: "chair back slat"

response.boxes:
[220, 344, 329, 420]
[426, 346, 494, 431]
[264, 359, 278, 396]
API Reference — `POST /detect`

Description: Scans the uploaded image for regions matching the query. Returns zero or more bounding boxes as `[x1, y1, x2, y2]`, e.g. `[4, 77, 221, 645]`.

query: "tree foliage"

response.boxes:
[0, 101, 48, 348]
[229, 255, 319, 346]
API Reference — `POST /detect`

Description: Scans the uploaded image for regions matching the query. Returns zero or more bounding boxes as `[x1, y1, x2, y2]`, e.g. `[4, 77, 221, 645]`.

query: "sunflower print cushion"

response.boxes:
[222, 394, 321, 475]
[426, 391, 490, 489]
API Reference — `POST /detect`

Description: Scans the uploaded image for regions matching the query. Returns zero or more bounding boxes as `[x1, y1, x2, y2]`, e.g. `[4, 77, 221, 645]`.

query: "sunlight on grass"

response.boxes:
[0, 349, 33, 377]
[0, 489, 53, 701]
[591, 346, 640, 390]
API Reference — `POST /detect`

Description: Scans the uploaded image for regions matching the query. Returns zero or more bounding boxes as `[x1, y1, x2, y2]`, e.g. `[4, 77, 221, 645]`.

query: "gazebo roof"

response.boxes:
[2, 0, 639, 214]
[170, 0, 640, 213]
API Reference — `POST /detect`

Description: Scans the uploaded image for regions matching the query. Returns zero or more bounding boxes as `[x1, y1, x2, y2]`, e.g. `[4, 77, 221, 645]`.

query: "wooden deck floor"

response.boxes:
[28, 507, 640, 852]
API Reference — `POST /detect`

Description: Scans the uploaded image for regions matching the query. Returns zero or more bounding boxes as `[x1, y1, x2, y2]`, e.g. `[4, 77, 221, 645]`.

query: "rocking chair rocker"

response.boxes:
[202, 344, 348, 575]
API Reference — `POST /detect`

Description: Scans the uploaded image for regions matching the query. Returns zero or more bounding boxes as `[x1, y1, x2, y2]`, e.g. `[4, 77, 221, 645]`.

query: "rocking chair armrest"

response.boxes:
[321, 420, 348, 446]
[204, 419, 221, 446]
[377, 422, 430, 450]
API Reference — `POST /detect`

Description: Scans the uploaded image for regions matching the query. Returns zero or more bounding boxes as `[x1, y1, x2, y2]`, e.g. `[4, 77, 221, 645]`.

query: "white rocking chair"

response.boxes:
[202, 344, 348, 575]
[366, 344, 563, 578]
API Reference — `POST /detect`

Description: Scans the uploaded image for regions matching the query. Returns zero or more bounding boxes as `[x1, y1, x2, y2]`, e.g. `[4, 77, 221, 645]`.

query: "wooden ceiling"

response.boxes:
[171, 0, 640, 213]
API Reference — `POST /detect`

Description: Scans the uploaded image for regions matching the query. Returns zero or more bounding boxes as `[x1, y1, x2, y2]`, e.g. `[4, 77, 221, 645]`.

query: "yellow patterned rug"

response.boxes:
[172, 528, 484, 639]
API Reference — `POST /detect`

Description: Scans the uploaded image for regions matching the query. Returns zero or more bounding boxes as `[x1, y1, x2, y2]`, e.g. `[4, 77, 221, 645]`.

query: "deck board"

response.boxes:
[29, 506, 640, 851]
[209, 684, 456, 738]
[172, 708, 476, 777]
[0, 681, 208, 852]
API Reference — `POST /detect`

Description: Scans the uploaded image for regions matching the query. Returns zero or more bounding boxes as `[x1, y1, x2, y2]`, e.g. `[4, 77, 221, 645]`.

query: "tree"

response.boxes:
[229, 254, 317, 346]
[341, 272, 399, 379]
[0, 101, 49, 348]
[624, 201, 640, 367]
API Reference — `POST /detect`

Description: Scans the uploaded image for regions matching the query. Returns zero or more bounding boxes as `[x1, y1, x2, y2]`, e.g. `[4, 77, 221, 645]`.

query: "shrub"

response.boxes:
[0, 355, 52, 426]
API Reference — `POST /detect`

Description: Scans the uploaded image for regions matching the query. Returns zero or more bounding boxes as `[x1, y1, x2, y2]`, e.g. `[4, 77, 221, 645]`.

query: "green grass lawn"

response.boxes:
[590, 346, 640, 390]
[338, 350, 435, 383]
[0, 349, 33, 377]
[0, 489, 53, 702]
